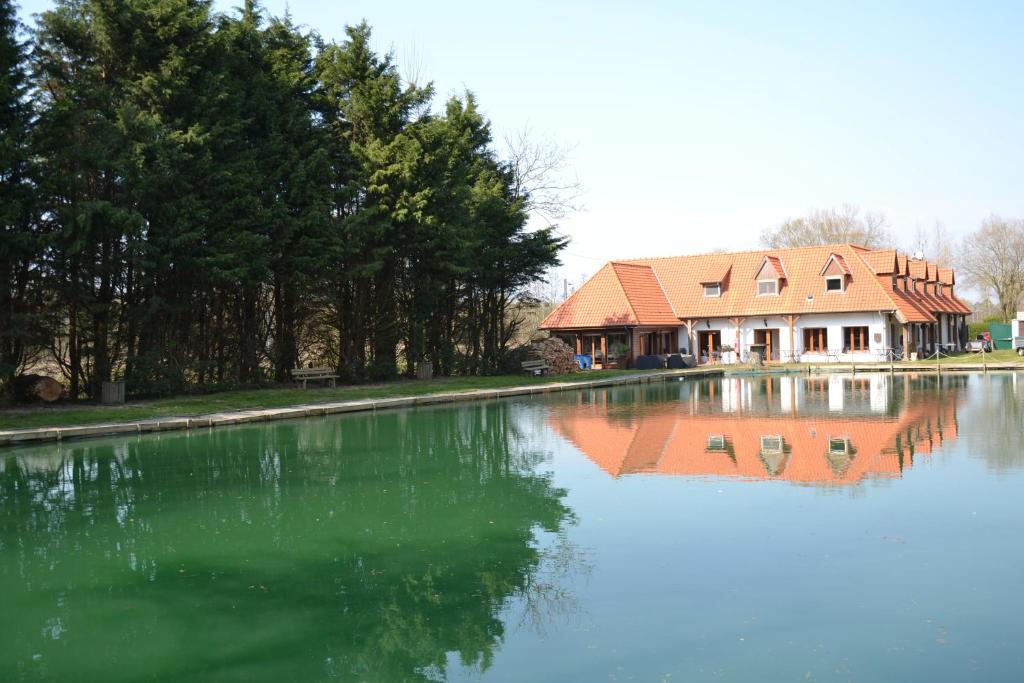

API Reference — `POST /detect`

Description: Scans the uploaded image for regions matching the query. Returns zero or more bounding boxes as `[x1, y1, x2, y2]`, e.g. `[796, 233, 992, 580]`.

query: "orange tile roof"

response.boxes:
[860, 249, 899, 274]
[610, 263, 679, 325]
[537, 262, 678, 329]
[538, 262, 638, 329]
[539, 244, 970, 330]
[908, 259, 928, 280]
[699, 260, 733, 284]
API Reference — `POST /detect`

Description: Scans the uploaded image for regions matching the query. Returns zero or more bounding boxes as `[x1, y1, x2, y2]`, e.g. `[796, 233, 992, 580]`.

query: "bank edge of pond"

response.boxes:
[0, 367, 727, 448]
[6, 362, 1022, 449]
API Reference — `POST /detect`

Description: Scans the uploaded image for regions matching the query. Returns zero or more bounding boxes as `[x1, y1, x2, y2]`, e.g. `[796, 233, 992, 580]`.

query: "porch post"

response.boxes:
[575, 334, 582, 355]
[783, 315, 799, 362]
[903, 324, 911, 360]
[683, 319, 696, 356]
[729, 317, 745, 363]
[601, 335, 607, 368]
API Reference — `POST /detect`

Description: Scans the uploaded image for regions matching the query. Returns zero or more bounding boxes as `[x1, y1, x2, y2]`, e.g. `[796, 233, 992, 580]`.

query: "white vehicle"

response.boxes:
[966, 334, 992, 353]
[1014, 336, 1024, 356]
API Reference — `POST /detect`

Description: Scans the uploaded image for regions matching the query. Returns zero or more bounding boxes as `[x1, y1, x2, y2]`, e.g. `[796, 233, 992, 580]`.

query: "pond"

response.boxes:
[2, 373, 1023, 681]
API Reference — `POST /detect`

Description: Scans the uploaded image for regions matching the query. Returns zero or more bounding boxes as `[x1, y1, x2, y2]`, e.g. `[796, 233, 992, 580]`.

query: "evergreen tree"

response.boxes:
[10, 4, 567, 399]
[0, 0, 41, 390]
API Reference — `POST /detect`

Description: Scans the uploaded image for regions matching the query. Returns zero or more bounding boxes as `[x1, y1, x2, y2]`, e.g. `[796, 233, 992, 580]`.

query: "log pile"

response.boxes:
[530, 338, 577, 375]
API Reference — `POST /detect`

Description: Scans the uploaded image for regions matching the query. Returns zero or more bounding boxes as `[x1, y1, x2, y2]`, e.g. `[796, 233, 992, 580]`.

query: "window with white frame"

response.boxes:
[707, 435, 726, 451]
[703, 283, 721, 297]
[760, 435, 783, 453]
[825, 276, 843, 292]
[757, 280, 778, 295]
[829, 438, 852, 455]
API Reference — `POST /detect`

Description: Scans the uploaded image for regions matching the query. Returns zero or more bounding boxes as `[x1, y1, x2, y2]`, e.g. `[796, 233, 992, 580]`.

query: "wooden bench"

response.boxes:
[291, 367, 339, 389]
[521, 359, 549, 376]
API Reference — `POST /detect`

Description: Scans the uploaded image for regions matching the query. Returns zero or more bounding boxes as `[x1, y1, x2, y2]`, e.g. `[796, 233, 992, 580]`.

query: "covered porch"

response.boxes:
[553, 326, 681, 369]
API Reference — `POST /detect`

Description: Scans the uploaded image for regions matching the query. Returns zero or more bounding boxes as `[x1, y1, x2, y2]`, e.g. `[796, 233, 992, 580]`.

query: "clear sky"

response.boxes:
[16, 0, 1024, 288]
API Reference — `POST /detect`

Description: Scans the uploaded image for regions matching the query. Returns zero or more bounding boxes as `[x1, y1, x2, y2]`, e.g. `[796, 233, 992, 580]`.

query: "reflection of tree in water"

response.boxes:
[0, 401, 579, 682]
[960, 373, 1024, 472]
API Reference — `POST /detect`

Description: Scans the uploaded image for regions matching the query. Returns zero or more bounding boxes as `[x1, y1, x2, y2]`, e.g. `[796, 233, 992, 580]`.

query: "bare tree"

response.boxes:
[760, 204, 892, 249]
[958, 215, 1024, 321]
[909, 221, 955, 265]
[503, 125, 583, 224]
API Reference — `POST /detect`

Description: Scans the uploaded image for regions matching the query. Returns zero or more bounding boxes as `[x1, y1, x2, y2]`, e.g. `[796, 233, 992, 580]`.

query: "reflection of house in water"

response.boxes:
[549, 375, 963, 486]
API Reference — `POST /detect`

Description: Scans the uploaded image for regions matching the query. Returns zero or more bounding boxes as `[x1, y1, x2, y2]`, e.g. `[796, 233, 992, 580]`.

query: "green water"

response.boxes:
[2, 373, 1024, 681]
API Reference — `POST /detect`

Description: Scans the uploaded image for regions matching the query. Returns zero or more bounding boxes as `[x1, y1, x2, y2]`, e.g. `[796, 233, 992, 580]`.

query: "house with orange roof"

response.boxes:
[539, 244, 971, 366]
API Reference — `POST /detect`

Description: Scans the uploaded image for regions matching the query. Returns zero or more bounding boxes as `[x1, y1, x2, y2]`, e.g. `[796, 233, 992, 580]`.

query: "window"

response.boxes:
[825, 276, 843, 292]
[704, 283, 720, 297]
[843, 326, 869, 352]
[829, 438, 851, 455]
[707, 435, 726, 451]
[803, 327, 827, 352]
[757, 280, 778, 295]
[760, 435, 783, 453]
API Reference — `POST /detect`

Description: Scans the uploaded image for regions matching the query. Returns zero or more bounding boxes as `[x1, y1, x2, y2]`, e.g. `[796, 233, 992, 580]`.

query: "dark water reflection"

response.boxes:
[0, 405, 577, 681]
[2, 372, 1024, 681]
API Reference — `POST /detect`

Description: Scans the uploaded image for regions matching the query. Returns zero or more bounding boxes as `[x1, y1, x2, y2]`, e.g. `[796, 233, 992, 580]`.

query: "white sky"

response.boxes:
[18, 0, 1024, 295]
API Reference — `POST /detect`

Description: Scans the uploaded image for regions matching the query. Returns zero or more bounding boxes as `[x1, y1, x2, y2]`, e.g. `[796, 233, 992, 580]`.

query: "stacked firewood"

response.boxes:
[530, 338, 577, 375]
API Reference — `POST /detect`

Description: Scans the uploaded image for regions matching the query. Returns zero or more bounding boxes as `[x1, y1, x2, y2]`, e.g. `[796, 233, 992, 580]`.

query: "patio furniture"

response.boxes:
[521, 359, 549, 375]
[291, 367, 339, 389]
[635, 355, 663, 370]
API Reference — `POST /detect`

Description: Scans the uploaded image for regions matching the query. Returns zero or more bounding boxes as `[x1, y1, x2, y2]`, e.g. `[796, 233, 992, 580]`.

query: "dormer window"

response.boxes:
[819, 253, 850, 293]
[754, 256, 785, 297]
[704, 283, 721, 297]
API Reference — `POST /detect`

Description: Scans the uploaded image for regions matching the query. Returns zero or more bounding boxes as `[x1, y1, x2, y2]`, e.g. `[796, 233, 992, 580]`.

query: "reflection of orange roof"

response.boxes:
[540, 244, 971, 330]
[548, 383, 959, 486]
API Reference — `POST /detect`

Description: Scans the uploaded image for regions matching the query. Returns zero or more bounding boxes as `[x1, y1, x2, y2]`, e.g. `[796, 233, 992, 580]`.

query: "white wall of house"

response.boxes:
[682, 311, 896, 363]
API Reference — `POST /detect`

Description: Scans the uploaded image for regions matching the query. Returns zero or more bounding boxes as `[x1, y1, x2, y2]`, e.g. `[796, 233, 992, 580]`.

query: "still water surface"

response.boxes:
[2, 373, 1024, 681]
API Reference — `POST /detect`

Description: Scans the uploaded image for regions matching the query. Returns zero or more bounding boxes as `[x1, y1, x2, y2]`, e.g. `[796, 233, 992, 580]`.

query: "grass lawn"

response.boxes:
[911, 349, 1024, 364]
[0, 369, 652, 431]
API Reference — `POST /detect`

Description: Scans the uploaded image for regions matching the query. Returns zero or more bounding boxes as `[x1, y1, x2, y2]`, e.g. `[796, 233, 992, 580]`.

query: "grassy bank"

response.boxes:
[0, 370, 647, 431]
[912, 349, 1022, 364]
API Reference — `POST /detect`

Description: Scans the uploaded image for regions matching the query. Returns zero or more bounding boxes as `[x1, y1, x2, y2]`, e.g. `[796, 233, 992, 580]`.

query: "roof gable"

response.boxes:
[610, 263, 679, 325]
[820, 253, 851, 277]
[755, 255, 787, 281]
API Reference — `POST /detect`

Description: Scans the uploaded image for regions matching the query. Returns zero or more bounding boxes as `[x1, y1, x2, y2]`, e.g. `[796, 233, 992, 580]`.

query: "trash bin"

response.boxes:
[101, 381, 126, 404]
[416, 361, 434, 380]
[748, 343, 767, 366]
